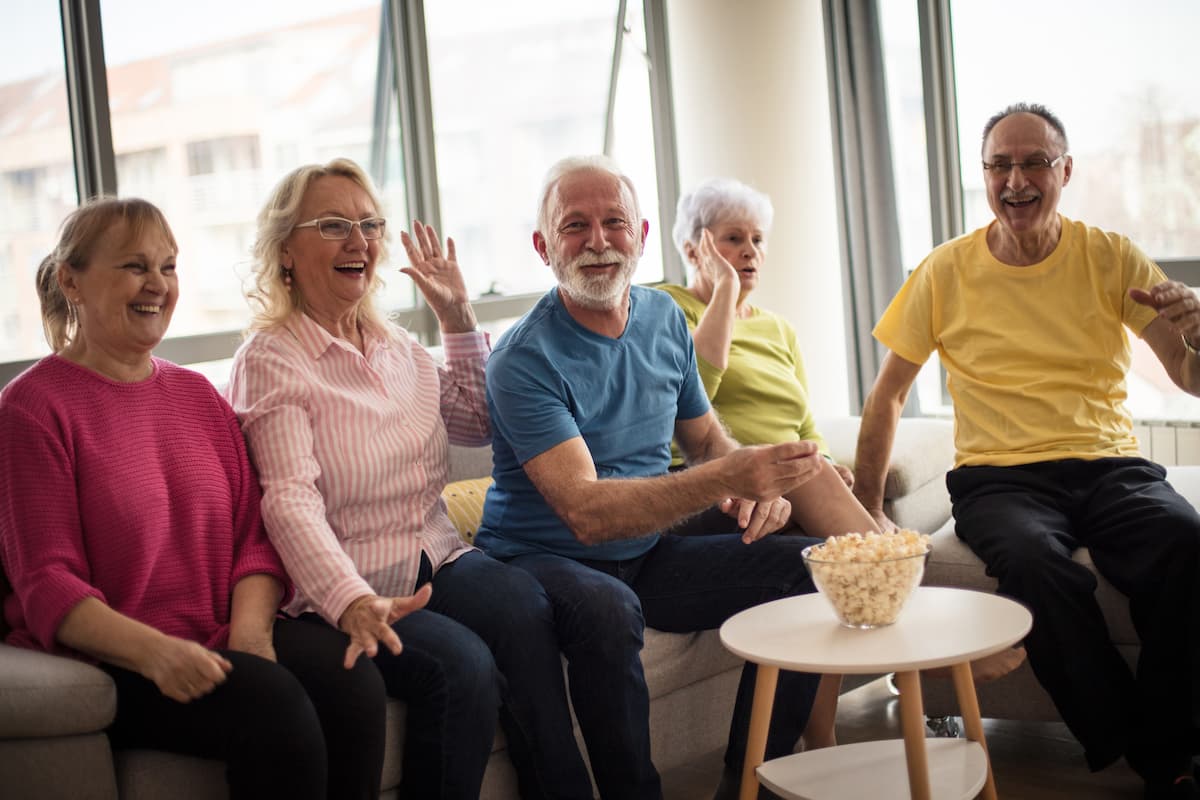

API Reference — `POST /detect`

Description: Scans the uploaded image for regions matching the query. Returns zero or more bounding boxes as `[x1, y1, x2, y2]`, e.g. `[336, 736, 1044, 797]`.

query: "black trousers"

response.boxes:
[948, 458, 1200, 780]
[102, 616, 386, 800]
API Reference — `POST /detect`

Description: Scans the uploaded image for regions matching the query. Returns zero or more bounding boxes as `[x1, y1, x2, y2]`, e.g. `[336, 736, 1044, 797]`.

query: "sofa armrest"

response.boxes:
[0, 643, 116, 739]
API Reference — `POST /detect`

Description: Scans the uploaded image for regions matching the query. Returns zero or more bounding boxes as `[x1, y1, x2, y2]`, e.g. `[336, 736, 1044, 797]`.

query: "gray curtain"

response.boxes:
[822, 0, 906, 413]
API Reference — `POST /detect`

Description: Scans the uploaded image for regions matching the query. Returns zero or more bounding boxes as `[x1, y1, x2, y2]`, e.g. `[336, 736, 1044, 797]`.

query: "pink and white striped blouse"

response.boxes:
[226, 311, 490, 625]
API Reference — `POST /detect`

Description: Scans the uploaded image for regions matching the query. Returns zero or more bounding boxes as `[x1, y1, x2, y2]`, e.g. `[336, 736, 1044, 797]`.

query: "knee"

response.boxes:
[560, 581, 644, 656]
[442, 632, 503, 713]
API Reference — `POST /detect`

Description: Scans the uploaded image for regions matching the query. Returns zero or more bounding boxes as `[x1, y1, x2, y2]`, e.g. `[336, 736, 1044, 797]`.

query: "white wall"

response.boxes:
[666, 0, 850, 416]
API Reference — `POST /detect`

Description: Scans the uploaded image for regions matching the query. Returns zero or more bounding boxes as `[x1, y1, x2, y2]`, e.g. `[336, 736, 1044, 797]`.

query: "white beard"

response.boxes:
[551, 248, 638, 311]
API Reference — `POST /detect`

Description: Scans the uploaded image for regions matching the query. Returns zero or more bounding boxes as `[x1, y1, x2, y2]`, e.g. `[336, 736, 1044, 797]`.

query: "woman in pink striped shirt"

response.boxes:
[228, 159, 591, 800]
[0, 197, 387, 799]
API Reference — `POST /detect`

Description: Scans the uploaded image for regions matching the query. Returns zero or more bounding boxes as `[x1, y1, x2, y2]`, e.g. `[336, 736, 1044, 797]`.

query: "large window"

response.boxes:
[0, 1, 676, 384]
[424, 0, 665, 302]
[0, 5, 79, 364]
[98, 0, 412, 345]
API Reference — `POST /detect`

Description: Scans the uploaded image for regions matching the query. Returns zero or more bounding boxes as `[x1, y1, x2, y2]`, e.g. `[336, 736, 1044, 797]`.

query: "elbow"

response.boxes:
[560, 506, 604, 546]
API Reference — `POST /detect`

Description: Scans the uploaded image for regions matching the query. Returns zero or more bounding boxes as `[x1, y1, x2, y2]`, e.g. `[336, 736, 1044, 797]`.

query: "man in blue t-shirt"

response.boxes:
[476, 155, 833, 800]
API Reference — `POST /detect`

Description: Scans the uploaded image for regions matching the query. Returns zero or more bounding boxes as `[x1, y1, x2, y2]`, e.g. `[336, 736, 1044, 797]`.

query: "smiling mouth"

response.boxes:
[131, 304, 161, 314]
[1003, 195, 1039, 208]
[335, 262, 366, 275]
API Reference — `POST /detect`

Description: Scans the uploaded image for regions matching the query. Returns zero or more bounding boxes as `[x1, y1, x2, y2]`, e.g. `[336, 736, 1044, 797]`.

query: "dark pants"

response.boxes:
[377, 550, 592, 800]
[948, 458, 1200, 780]
[506, 527, 823, 800]
[103, 617, 386, 800]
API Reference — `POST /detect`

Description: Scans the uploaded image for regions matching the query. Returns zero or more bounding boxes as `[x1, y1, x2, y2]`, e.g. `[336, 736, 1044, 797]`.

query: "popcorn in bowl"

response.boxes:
[802, 529, 932, 629]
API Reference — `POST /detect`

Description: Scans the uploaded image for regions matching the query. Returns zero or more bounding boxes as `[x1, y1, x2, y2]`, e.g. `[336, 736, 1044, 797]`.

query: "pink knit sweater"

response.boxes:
[0, 356, 288, 656]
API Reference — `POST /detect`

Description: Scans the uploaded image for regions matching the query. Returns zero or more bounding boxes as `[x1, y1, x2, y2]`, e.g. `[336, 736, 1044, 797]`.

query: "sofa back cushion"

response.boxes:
[441, 477, 493, 545]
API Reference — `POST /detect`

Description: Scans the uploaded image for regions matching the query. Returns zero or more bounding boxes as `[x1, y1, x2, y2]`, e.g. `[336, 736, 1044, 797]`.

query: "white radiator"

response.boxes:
[1133, 421, 1200, 466]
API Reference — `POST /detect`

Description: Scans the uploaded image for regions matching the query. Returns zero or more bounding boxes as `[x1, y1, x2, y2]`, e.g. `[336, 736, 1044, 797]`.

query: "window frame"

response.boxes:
[1, 0, 683, 385]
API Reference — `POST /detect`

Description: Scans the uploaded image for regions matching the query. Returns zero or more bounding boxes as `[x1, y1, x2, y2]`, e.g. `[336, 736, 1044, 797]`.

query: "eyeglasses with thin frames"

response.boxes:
[294, 216, 387, 240]
[982, 154, 1068, 175]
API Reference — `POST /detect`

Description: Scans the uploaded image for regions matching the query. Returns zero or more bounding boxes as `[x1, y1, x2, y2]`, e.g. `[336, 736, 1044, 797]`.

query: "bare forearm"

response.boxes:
[56, 597, 168, 672]
[228, 574, 284, 647]
[555, 461, 736, 545]
[852, 395, 902, 514]
[691, 283, 739, 370]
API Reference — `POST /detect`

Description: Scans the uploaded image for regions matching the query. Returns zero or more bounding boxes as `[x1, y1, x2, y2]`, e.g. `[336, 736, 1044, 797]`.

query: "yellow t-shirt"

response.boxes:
[659, 284, 828, 462]
[874, 216, 1165, 468]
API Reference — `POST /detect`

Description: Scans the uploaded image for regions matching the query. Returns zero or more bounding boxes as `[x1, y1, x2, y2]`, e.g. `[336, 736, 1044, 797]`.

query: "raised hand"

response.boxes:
[338, 583, 433, 669]
[696, 228, 740, 290]
[400, 220, 477, 333]
[1130, 281, 1200, 347]
[140, 635, 233, 703]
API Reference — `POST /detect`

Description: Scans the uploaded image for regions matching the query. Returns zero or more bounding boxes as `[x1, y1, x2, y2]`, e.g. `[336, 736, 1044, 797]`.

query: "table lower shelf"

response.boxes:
[758, 738, 987, 800]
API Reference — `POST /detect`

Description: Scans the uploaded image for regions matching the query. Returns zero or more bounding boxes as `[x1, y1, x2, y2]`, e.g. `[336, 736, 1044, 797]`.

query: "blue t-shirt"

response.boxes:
[476, 285, 711, 561]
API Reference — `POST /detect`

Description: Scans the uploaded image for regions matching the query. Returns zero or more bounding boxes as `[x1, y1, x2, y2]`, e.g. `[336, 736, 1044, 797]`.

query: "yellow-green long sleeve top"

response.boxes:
[659, 284, 829, 463]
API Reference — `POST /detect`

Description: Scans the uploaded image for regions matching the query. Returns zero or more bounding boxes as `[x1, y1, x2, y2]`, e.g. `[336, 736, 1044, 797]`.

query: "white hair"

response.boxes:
[672, 177, 774, 261]
[535, 154, 642, 234]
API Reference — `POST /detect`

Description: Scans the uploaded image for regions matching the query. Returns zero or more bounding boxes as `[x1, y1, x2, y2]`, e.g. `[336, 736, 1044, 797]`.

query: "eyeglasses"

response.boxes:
[982, 154, 1067, 175]
[294, 216, 387, 240]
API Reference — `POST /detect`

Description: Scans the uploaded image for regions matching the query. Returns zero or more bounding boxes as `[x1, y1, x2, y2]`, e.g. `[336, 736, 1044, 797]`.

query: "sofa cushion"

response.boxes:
[442, 477, 494, 545]
[0, 643, 116, 737]
[817, 416, 955, 500]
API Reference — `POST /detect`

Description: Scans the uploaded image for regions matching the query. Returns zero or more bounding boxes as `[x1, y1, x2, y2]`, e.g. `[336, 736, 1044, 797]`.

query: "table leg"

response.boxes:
[894, 670, 932, 800]
[951, 661, 998, 800]
[740, 664, 779, 800]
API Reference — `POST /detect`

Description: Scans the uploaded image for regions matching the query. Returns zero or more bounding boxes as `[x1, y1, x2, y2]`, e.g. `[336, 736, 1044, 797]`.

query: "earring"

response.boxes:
[281, 266, 293, 286]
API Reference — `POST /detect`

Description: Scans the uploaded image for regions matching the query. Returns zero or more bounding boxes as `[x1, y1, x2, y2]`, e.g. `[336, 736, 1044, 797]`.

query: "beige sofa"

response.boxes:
[4, 414, 1183, 797]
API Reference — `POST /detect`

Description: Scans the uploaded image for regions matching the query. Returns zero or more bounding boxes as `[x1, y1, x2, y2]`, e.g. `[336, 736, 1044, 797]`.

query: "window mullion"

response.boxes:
[642, 0, 683, 284]
[917, 0, 961, 246]
[60, 0, 117, 199]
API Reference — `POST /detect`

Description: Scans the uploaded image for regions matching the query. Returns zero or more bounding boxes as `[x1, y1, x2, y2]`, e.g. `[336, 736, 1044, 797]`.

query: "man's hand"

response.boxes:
[719, 496, 793, 543]
[1130, 281, 1200, 347]
[338, 584, 433, 669]
[717, 441, 823, 501]
[869, 508, 899, 533]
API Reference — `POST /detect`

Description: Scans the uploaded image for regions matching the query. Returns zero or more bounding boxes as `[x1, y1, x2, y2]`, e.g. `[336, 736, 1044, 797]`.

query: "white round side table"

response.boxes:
[719, 586, 1033, 800]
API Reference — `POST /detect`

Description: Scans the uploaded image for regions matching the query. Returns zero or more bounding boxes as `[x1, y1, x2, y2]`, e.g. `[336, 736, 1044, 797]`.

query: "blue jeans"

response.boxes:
[506, 527, 823, 800]
[377, 551, 592, 800]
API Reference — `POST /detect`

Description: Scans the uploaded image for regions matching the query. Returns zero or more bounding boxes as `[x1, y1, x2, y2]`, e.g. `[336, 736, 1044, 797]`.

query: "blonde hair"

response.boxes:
[246, 158, 390, 333]
[37, 197, 177, 352]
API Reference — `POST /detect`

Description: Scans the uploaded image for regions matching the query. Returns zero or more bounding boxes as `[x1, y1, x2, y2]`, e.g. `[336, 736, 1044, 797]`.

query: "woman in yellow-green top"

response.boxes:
[664, 177, 872, 521]
[662, 177, 881, 752]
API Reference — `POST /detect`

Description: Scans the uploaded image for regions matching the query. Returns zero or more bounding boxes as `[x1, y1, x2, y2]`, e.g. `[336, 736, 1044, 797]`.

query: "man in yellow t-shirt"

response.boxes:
[854, 103, 1200, 798]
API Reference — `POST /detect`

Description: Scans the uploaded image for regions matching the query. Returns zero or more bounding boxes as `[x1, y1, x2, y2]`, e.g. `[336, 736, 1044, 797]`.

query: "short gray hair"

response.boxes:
[672, 177, 774, 261]
[535, 155, 642, 235]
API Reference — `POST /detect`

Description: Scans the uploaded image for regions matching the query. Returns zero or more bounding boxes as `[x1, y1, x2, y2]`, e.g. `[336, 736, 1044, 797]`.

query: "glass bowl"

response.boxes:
[802, 544, 931, 629]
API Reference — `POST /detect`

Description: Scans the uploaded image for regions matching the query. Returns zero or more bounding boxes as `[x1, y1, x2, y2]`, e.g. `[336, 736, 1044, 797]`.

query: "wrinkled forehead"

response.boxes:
[549, 168, 635, 221]
[984, 112, 1062, 158]
[97, 217, 177, 258]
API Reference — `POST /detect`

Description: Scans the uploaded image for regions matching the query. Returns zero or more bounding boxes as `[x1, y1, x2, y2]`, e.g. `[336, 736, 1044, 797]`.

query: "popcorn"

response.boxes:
[803, 530, 932, 628]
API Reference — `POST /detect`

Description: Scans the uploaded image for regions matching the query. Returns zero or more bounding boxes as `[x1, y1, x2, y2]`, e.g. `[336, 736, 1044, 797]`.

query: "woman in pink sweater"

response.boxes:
[0, 198, 390, 799]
